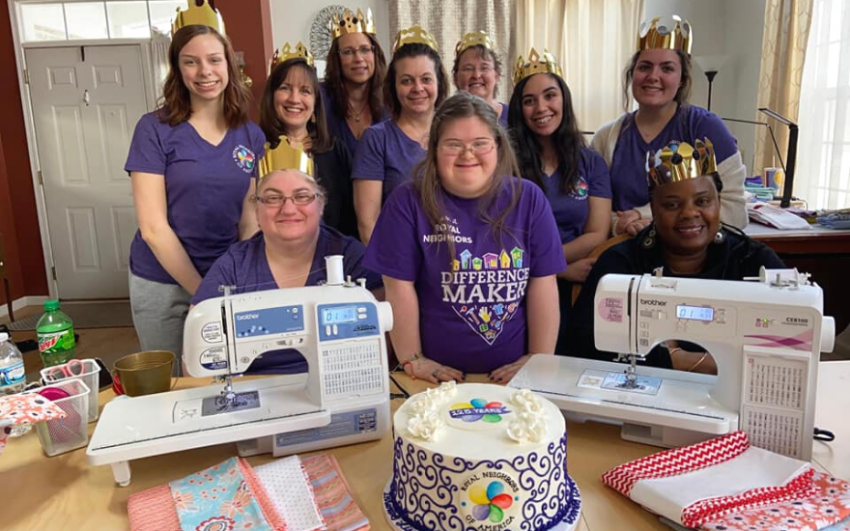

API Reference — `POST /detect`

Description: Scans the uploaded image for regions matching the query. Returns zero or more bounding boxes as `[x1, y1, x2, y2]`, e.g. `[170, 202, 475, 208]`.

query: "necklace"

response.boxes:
[348, 99, 368, 123]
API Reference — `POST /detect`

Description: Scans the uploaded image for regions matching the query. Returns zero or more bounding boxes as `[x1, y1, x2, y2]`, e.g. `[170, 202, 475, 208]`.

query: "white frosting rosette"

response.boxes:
[507, 389, 548, 444]
[405, 382, 458, 441]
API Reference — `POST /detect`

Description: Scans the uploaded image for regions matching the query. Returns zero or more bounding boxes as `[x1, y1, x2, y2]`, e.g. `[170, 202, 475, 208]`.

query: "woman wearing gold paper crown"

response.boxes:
[352, 24, 449, 244]
[364, 92, 565, 384]
[568, 139, 783, 372]
[259, 42, 357, 238]
[590, 15, 747, 237]
[125, 0, 265, 363]
[321, 8, 388, 157]
[453, 31, 509, 127]
[508, 49, 612, 353]
[191, 144, 382, 374]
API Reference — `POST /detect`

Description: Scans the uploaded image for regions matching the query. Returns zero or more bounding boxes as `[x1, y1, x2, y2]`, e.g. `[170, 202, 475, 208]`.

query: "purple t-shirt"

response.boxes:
[351, 120, 426, 204]
[609, 104, 738, 211]
[125, 111, 265, 284]
[539, 147, 612, 243]
[364, 178, 566, 373]
[191, 226, 382, 374]
[320, 83, 388, 157]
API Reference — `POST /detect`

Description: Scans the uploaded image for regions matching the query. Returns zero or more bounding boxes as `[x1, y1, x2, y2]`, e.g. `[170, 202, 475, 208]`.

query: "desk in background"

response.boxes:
[746, 223, 850, 334]
[2, 366, 848, 531]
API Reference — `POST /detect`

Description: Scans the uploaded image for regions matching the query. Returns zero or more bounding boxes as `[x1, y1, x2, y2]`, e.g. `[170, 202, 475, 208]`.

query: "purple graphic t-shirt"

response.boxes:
[351, 120, 426, 204]
[364, 178, 566, 373]
[609, 105, 738, 211]
[125, 111, 265, 284]
[539, 147, 612, 244]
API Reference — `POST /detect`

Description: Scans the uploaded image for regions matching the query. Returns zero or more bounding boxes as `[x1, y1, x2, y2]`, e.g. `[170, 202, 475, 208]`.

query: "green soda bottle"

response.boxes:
[36, 300, 76, 367]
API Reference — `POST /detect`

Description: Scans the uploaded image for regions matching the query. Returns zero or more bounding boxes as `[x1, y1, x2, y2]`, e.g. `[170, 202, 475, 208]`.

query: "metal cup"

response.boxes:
[112, 351, 175, 397]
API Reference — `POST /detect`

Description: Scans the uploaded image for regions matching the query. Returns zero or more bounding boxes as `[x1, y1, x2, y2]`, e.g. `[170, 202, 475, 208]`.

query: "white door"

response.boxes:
[26, 45, 149, 299]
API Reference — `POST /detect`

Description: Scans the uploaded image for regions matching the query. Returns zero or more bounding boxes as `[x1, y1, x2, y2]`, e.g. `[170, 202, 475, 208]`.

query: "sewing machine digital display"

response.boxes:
[322, 306, 357, 324]
[676, 305, 715, 322]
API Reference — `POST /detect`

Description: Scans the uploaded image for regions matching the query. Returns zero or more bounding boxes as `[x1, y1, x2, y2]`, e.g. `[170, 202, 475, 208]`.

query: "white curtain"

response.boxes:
[515, 0, 644, 132]
[387, 1, 515, 102]
[796, 0, 850, 209]
[149, 29, 171, 104]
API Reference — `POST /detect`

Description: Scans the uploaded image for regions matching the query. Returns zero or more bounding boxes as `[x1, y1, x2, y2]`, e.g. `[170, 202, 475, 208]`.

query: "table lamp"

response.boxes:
[693, 55, 729, 111]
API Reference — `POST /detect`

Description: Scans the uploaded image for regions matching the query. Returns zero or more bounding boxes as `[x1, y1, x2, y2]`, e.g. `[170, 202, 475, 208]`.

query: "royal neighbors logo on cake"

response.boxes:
[458, 473, 521, 530]
[447, 398, 512, 431]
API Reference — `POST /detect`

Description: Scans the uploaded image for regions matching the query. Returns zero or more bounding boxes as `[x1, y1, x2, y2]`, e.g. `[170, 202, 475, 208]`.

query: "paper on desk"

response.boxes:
[748, 203, 813, 230]
[254, 455, 324, 531]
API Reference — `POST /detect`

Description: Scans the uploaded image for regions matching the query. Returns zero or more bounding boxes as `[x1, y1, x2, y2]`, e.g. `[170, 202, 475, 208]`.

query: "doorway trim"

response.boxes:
[8, 0, 158, 300]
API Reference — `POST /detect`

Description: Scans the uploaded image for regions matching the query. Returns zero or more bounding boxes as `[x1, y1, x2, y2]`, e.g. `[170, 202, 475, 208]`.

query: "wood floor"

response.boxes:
[1, 306, 141, 381]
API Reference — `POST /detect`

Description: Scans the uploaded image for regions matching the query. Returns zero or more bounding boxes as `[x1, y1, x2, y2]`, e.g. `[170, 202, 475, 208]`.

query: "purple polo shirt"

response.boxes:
[125, 111, 265, 284]
[351, 120, 426, 204]
[191, 226, 383, 374]
[609, 104, 738, 211]
[320, 83, 388, 157]
[539, 147, 612, 243]
[364, 178, 566, 373]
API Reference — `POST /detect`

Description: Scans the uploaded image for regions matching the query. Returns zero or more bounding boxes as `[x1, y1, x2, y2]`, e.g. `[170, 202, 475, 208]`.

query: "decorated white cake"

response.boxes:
[383, 382, 581, 531]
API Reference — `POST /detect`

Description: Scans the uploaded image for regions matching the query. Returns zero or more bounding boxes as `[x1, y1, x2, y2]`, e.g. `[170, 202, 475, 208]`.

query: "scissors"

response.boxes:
[45, 359, 85, 381]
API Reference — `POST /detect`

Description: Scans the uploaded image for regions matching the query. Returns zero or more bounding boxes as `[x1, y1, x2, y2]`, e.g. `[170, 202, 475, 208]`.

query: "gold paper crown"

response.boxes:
[455, 31, 495, 58]
[172, 0, 226, 36]
[329, 8, 376, 39]
[646, 139, 717, 189]
[512, 48, 563, 86]
[270, 42, 314, 74]
[392, 25, 439, 54]
[259, 137, 314, 179]
[638, 15, 693, 53]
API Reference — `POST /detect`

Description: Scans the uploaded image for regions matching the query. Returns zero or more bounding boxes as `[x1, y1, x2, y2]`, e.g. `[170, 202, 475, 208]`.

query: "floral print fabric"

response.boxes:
[701, 471, 850, 531]
[169, 457, 274, 531]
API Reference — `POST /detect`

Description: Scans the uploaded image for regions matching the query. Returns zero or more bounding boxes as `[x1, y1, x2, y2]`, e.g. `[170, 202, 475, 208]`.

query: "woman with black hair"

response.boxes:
[568, 139, 783, 372]
[508, 49, 612, 351]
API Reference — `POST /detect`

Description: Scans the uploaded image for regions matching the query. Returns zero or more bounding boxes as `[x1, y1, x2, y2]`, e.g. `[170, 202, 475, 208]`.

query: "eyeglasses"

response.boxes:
[253, 192, 322, 207]
[439, 139, 496, 156]
[460, 64, 494, 75]
[339, 46, 375, 58]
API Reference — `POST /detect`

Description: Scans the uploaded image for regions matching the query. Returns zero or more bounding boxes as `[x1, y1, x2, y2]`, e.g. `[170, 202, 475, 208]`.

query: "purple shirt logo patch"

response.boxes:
[232, 145, 256, 173]
[568, 176, 589, 200]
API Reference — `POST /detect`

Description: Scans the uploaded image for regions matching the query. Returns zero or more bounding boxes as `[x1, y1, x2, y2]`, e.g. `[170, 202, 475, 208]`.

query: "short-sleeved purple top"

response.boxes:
[351, 120, 426, 204]
[538, 147, 612, 244]
[125, 111, 266, 284]
[609, 104, 738, 211]
[191, 226, 383, 374]
[498, 102, 509, 128]
[364, 178, 566, 373]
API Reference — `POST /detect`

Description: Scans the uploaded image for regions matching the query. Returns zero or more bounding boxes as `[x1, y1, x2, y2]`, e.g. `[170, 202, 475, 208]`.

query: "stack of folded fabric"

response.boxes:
[603, 431, 850, 531]
[816, 210, 850, 230]
[128, 454, 369, 531]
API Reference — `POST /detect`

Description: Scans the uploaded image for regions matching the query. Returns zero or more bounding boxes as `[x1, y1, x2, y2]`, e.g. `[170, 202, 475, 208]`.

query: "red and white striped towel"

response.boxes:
[602, 431, 816, 528]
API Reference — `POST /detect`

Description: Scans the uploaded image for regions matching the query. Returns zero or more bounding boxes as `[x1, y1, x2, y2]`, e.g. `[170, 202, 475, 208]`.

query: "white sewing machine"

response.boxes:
[88, 256, 393, 486]
[511, 269, 835, 460]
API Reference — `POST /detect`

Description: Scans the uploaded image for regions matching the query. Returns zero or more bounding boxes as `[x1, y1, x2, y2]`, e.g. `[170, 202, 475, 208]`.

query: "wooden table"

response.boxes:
[2, 366, 848, 531]
[746, 224, 850, 333]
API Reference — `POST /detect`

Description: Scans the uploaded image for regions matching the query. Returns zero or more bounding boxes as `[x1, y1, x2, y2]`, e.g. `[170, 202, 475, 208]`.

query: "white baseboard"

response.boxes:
[0, 295, 49, 319]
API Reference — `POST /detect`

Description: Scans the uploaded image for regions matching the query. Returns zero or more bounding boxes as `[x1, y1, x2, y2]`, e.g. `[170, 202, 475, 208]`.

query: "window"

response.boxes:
[17, 0, 188, 42]
[797, 0, 850, 209]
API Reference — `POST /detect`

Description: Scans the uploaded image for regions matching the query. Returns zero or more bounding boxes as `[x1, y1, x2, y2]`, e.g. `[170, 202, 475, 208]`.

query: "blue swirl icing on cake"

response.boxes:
[385, 383, 580, 531]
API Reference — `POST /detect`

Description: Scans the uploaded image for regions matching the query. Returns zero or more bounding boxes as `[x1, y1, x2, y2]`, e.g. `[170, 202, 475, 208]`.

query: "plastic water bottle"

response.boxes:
[0, 332, 31, 436]
[36, 300, 76, 368]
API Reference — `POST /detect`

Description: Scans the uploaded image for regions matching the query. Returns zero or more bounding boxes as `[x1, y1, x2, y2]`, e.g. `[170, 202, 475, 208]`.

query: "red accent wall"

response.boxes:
[0, 3, 48, 306]
[0, 0, 272, 307]
[217, 0, 274, 121]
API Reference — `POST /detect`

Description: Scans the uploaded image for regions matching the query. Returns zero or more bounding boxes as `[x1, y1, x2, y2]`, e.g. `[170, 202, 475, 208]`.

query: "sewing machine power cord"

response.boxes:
[814, 427, 836, 442]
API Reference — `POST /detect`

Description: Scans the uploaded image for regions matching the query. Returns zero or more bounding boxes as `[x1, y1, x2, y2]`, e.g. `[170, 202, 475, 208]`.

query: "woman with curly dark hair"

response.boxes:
[125, 22, 264, 366]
